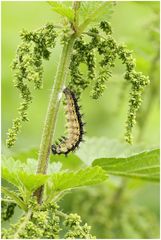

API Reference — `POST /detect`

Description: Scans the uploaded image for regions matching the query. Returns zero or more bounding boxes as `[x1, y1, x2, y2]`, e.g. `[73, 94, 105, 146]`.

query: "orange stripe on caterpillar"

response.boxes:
[51, 87, 85, 156]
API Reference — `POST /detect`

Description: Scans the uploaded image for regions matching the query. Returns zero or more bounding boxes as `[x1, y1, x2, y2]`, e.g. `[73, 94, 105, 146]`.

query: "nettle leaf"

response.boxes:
[2, 167, 48, 192]
[2, 156, 23, 170]
[13, 148, 38, 163]
[92, 149, 160, 182]
[23, 158, 62, 174]
[79, 1, 115, 23]
[48, 1, 74, 21]
[50, 153, 83, 170]
[2, 155, 62, 174]
[76, 137, 158, 165]
[49, 166, 108, 193]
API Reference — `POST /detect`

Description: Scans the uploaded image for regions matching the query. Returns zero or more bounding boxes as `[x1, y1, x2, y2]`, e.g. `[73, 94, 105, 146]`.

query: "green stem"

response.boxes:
[35, 35, 76, 203]
[56, 210, 67, 218]
[83, 31, 106, 40]
[13, 209, 32, 239]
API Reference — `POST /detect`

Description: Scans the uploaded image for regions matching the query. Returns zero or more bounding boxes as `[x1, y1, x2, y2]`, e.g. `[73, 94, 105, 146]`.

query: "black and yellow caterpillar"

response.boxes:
[51, 87, 85, 155]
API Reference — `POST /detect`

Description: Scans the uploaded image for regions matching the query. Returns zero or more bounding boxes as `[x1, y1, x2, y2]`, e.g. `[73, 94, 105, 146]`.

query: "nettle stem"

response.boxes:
[35, 35, 76, 203]
[34, 1, 108, 203]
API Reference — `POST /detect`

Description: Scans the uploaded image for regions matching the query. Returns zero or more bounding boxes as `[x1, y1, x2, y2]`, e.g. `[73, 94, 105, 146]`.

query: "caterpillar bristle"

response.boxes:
[80, 122, 86, 127]
[80, 129, 86, 134]
[75, 140, 82, 148]
[76, 97, 80, 101]
[75, 105, 81, 111]
[51, 144, 57, 154]
[79, 136, 83, 142]
[62, 136, 67, 140]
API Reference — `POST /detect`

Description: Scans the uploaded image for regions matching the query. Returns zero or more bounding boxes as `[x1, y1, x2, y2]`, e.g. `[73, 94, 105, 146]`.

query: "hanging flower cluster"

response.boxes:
[6, 24, 57, 148]
[69, 21, 150, 143]
[64, 213, 95, 239]
[2, 201, 95, 239]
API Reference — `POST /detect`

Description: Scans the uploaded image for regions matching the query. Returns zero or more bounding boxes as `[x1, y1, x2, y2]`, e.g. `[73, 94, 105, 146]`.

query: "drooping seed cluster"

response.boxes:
[69, 21, 117, 98]
[69, 21, 150, 143]
[64, 213, 95, 239]
[69, 36, 96, 96]
[6, 24, 57, 148]
[117, 45, 150, 143]
[51, 88, 85, 155]
[2, 201, 95, 239]
[2, 202, 60, 239]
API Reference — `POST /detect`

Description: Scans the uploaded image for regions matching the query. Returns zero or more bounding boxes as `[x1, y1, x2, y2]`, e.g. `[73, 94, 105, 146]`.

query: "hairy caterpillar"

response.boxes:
[51, 87, 85, 155]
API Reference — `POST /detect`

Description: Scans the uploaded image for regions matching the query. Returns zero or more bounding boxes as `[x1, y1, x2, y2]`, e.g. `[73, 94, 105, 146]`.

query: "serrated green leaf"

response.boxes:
[48, 1, 74, 21]
[50, 153, 83, 170]
[22, 158, 62, 174]
[2, 167, 49, 192]
[49, 166, 108, 193]
[92, 149, 160, 182]
[79, 1, 115, 23]
[76, 137, 158, 165]
[78, 2, 116, 32]
[2, 168, 19, 186]
[13, 148, 38, 162]
[2, 155, 62, 174]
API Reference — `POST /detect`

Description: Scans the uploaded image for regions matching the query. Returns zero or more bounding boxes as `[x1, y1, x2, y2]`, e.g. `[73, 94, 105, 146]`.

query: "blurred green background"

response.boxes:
[2, 1, 160, 239]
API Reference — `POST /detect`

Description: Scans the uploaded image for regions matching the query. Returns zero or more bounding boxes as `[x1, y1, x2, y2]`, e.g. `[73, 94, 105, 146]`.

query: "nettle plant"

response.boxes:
[2, 2, 159, 239]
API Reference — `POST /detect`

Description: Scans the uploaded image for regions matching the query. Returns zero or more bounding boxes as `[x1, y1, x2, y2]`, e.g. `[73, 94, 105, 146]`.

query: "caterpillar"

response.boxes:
[51, 87, 85, 155]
